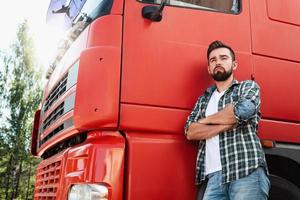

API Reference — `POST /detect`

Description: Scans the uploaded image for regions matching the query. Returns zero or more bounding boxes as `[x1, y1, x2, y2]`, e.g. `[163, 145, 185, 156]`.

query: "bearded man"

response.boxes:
[185, 40, 270, 200]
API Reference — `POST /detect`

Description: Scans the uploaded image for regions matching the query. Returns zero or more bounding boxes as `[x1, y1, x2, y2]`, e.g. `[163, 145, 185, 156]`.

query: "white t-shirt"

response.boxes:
[205, 89, 225, 175]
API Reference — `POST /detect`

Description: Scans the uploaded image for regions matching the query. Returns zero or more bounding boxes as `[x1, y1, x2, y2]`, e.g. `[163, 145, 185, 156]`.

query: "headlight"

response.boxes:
[68, 184, 108, 200]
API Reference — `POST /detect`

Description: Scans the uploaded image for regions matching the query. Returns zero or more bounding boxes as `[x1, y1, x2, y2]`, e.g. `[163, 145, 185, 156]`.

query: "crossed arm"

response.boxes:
[186, 104, 237, 140]
[186, 81, 260, 141]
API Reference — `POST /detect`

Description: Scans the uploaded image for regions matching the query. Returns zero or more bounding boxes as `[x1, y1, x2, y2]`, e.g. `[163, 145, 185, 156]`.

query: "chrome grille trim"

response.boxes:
[42, 103, 64, 131]
[43, 73, 68, 114]
[39, 118, 74, 147]
[42, 60, 79, 116]
[41, 93, 76, 133]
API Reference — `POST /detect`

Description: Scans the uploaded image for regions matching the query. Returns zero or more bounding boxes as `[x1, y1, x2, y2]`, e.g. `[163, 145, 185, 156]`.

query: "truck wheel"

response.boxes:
[269, 175, 300, 200]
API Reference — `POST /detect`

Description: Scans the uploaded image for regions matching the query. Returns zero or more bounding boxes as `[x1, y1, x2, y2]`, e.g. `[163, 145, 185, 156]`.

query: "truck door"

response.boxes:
[121, 0, 252, 199]
[250, 0, 300, 143]
[122, 0, 252, 110]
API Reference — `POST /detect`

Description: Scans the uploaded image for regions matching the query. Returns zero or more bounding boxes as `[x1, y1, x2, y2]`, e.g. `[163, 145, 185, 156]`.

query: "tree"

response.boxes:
[0, 20, 42, 200]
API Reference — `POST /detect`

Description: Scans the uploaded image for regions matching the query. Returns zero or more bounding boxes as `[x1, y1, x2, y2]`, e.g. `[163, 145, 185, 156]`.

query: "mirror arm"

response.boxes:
[142, 0, 167, 22]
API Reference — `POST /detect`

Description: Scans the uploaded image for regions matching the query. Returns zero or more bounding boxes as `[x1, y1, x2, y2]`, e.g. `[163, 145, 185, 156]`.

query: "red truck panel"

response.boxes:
[250, 0, 300, 126]
[124, 132, 198, 200]
[259, 119, 300, 144]
[74, 46, 121, 130]
[250, 0, 300, 62]
[120, 103, 190, 134]
[267, 0, 300, 26]
[74, 15, 122, 130]
[254, 55, 300, 123]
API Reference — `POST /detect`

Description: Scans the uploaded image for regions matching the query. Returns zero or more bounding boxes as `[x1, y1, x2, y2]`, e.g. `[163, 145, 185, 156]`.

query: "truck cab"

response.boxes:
[31, 0, 300, 199]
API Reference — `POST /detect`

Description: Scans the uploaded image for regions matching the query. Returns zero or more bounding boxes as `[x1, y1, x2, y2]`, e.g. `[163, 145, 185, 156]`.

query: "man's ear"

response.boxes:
[207, 65, 212, 75]
[233, 61, 237, 70]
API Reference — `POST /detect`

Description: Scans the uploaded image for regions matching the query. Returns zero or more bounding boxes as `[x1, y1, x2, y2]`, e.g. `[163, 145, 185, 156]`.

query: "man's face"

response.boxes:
[208, 47, 237, 82]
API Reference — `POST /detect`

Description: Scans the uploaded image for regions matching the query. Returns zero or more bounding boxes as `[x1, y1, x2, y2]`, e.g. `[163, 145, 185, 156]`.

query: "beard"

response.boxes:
[211, 66, 233, 82]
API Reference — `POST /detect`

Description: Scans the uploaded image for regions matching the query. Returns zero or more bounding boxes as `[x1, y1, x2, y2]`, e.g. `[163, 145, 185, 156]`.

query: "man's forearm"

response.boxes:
[199, 104, 237, 125]
[186, 122, 234, 140]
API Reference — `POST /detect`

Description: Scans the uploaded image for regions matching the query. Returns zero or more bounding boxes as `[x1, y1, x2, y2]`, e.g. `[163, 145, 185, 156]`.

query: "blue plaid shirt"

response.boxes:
[185, 79, 267, 185]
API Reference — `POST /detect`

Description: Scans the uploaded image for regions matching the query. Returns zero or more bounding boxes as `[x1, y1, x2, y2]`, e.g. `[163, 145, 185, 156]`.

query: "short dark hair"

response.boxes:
[207, 40, 235, 61]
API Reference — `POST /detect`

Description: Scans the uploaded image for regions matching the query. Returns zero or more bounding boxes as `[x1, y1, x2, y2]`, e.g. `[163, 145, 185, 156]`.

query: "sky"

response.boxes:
[0, 0, 64, 71]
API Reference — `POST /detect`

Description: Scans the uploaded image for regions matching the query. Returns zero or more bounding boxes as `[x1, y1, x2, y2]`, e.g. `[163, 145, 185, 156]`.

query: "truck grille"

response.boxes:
[42, 102, 64, 131]
[34, 160, 61, 200]
[39, 93, 75, 147]
[39, 61, 78, 149]
[40, 124, 65, 147]
[43, 73, 68, 113]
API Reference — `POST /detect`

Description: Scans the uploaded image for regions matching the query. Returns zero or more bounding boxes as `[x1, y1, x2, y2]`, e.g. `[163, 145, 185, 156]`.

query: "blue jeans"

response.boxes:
[202, 167, 270, 200]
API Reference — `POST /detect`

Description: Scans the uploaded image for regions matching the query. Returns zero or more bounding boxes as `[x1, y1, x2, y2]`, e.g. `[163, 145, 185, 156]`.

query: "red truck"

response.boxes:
[31, 0, 300, 199]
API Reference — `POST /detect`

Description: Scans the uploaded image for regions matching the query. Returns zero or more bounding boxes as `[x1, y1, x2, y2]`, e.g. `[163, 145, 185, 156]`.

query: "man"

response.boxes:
[185, 41, 270, 200]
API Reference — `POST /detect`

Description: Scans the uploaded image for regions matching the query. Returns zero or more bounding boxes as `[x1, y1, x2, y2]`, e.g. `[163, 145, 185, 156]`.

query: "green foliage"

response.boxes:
[0, 20, 42, 200]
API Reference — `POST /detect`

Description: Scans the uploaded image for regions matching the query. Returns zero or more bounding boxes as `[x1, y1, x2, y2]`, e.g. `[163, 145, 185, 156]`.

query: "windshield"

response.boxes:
[47, 0, 113, 30]
[46, 0, 113, 78]
[139, 0, 240, 14]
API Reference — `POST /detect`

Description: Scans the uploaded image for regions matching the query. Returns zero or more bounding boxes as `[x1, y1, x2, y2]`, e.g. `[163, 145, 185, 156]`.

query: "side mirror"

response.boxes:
[142, 0, 166, 22]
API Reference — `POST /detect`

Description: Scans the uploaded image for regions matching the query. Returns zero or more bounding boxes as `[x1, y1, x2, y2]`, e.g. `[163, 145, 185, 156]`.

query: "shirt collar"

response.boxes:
[204, 79, 240, 96]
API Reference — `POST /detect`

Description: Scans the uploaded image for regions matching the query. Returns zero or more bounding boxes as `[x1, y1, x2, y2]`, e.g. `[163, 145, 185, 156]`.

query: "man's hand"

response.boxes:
[186, 122, 234, 140]
[185, 104, 238, 141]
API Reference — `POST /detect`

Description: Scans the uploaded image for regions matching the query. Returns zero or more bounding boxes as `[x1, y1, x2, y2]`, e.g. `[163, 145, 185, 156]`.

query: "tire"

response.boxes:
[269, 175, 300, 200]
